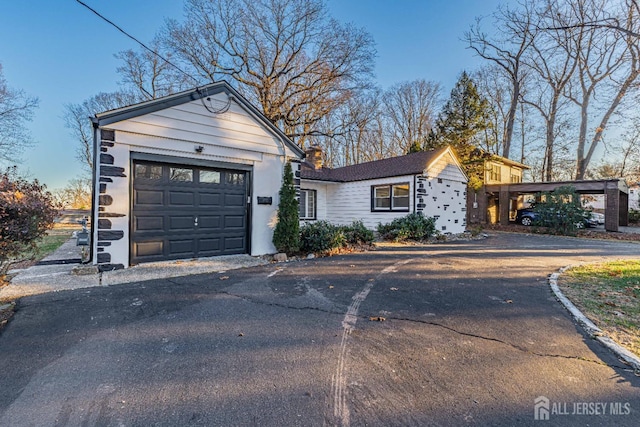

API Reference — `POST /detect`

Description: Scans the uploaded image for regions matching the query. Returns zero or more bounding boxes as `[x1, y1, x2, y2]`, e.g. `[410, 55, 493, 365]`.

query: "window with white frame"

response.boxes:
[372, 183, 410, 211]
[299, 189, 316, 220]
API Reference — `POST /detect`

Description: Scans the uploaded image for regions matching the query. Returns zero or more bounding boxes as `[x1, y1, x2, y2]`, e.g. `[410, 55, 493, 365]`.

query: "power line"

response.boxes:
[74, 0, 198, 84]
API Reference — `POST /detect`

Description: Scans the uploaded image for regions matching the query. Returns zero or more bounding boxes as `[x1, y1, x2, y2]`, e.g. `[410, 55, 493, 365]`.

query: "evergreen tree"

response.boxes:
[273, 161, 300, 254]
[425, 71, 494, 190]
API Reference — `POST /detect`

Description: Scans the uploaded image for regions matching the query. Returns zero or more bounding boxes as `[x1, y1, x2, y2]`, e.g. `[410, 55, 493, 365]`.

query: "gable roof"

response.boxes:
[92, 81, 305, 158]
[301, 146, 463, 182]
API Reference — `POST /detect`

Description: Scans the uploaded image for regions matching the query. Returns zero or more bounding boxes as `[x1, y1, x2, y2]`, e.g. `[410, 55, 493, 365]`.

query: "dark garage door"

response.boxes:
[131, 161, 248, 264]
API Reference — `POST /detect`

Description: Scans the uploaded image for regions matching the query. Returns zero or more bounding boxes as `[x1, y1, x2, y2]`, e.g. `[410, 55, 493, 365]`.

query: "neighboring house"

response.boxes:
[468, 155, 530, 224]
[629, 183, 639, 211]
[90, 81, 304, 270]
[298, 146, 468, 234]
[483, 156, 529, 185]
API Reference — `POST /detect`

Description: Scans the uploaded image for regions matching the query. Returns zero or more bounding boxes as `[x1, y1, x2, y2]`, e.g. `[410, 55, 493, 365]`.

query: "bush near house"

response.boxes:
[377, 213, 437, 242]
[532, 186, 589, 236]
[273, 162, 300, 254]
[0, 168, 58, 278]
[300, 220, 375, 255]
[630, 209, 640, 224]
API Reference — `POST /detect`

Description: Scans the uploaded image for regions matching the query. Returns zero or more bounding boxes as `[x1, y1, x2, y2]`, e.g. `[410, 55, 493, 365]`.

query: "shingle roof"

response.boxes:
[300, 146, 450, 182]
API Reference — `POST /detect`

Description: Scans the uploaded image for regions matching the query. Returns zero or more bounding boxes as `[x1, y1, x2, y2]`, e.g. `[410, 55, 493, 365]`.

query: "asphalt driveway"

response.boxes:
[0, 233, 639, 426]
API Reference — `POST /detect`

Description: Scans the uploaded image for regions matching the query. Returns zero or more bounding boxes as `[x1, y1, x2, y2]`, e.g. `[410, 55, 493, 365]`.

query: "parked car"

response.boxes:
[590, 212, 605, 225]
[515, 207, 598, 228]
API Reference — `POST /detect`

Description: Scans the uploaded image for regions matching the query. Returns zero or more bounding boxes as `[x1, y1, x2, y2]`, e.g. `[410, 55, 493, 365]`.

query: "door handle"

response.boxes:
[194, 216, 198, 227]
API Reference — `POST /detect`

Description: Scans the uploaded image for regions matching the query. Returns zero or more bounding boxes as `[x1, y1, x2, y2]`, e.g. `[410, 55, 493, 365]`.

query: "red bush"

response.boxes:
[1, 168, 58, 273]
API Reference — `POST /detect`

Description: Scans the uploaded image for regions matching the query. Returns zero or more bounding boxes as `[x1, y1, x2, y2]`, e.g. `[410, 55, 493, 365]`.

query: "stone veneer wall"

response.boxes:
[95, 129, 126, 271]
[415, 175, 467, 233]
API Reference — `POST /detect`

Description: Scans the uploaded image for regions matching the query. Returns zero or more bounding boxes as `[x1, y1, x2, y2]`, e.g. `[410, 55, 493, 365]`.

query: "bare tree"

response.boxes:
[518, 0, 580, 181]
[0, 63, 39, 164]
[561, 0, 640, 179]
[64, 91, 141, 172]
[382, 79, 441, 155]
[465, 2, 537, 159]
[116, 38, 194, 100]
[309, 89, 387, 167]
[161, 0, 375, 147]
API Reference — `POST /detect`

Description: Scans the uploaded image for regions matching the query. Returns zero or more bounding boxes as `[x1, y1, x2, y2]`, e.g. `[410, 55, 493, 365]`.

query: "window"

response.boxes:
[510, 173, 521, 183]
[135, 164, 162, 180]
[372, 183, 410, 211]
[199, 170, 221, 184]
[226, 172, 245, 185]
[170, 167, 193, 182]
[488, 164, 501, 182]
[299, 189, 316, 220]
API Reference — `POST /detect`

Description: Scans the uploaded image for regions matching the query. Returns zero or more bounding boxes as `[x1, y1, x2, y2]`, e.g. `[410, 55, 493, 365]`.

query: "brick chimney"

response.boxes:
[305, 145, 323, 170]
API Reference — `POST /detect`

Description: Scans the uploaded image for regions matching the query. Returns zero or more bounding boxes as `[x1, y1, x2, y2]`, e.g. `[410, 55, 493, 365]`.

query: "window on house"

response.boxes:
[488, 164, 501, 182]
[372, 183, 410, 211]
[134, 164, 162, 180]
[510, 173, 521, 183]
[299, 189, 316, 220]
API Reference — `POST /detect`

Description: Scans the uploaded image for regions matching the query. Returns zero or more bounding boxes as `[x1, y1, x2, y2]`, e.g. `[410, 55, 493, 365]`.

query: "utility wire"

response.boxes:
[75, 0, 198, 85]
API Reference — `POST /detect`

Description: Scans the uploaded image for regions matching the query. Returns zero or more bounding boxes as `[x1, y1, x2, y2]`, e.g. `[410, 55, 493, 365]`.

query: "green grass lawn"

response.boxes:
[10, 226, 78, 267]
[559, 260, 640, 358]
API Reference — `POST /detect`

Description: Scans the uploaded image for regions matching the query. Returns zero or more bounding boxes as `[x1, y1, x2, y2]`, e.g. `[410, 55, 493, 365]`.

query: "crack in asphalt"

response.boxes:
[176, 278, 632, 373]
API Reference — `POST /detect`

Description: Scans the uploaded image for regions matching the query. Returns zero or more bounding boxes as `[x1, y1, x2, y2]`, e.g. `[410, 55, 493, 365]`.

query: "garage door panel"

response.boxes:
[135, 241, 163, 258]
[169, 216, 195, 231]
[224, 193, 245, 207]
[224, 215, 245, 228]
[132, 161, 247, 264]
[169, 240, 196, 255]
[199, 192, 221, 206]
[135, 216, 163, 232]
[199, 215, 221, 230]
[224, 236, 246, 251]
[169, 191, 195, 206]
[199, 238, 220, 252]
[135, 189, 163, 205]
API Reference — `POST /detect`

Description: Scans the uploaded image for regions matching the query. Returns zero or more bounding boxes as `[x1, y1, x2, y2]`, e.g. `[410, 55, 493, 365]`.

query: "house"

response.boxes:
[630, 183, 639, 211]
[90, 81, 304, 270]
[467, 155, 530, 224]
[298, 146, 469, 234]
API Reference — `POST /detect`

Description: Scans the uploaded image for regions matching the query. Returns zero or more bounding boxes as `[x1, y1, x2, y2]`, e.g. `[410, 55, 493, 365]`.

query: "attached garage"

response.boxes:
[131, 159, 249, 264]
[90, 82, 304, 270]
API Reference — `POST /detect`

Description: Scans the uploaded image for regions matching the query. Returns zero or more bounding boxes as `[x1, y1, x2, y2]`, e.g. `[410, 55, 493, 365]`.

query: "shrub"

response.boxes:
[377, 213, 437, 242]
[342, 220, 375, 245]
[272, 161, 300, 254]
[0, 167, 58, 276]
[300, 220, 345, 254]
[532, 186, 589, 235]
[630, 209, 640, 224]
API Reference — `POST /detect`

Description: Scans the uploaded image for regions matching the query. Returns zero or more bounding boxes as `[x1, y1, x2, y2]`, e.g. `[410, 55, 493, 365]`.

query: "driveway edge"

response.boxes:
[549, 267, 640, 372]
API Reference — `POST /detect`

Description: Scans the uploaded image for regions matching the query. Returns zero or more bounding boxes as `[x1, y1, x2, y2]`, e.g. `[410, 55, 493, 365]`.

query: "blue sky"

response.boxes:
[0, 0, 502, 190]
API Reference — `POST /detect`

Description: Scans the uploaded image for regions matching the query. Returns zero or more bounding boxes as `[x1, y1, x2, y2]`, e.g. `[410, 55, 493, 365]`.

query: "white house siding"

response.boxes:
[629, 186, 639, 211]
[418, 154, 467, 234]
[322, 176, 415, 230]
[93, 92, 298, 269]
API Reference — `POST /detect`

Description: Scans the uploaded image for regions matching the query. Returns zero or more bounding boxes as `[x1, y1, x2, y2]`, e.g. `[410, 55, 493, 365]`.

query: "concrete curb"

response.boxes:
[549, 267, 640, 373]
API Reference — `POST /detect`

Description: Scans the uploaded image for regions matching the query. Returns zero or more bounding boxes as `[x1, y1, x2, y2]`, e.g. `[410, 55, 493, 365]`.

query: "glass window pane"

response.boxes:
[170, 167, 193, 182]
[392, 184, 409, 209]
[226, 172, 245, 185]
[308, 191, 315, 218]
[135, 164, 162, 180]
[200, 170, 220, 184]
[393, 196, 409, 208]
[393, 185, 409, 197]
[299, 190, 307, 218]
[374, 186, 390, 209]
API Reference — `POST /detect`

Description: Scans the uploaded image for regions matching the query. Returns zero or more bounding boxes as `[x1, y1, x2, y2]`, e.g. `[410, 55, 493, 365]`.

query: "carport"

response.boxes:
[480, 179, 629, 232]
